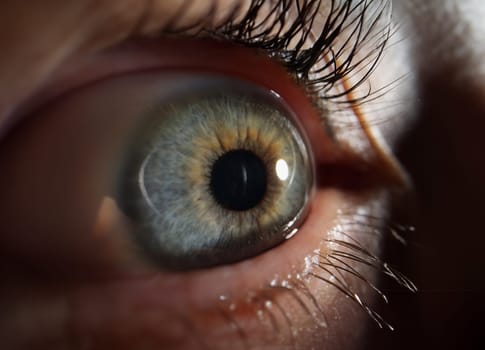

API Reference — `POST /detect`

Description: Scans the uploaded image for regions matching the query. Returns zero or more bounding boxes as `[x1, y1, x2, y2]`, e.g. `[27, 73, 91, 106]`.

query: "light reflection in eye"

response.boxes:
[276, 159, 290, 181]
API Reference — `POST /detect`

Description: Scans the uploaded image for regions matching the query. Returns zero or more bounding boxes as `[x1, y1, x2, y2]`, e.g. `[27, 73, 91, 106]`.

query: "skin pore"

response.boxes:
[0, 1, 484, 349]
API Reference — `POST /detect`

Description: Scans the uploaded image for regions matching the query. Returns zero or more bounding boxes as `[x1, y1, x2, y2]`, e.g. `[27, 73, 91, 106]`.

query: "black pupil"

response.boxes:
[210, 149, 267, 211]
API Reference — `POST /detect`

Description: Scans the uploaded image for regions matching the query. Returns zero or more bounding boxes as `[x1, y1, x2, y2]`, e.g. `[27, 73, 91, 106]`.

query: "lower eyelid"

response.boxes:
[68, 190, 385, 350]
[1, 188, 384, 350]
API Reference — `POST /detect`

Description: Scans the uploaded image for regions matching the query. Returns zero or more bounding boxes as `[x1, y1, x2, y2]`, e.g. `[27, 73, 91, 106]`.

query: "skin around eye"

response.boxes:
[0, 1, 421, 350]
[0, 38, 404, 350]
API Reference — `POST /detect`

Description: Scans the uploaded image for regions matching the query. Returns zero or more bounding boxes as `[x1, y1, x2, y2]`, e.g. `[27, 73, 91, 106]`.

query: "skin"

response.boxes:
[0, 0, 483, 349]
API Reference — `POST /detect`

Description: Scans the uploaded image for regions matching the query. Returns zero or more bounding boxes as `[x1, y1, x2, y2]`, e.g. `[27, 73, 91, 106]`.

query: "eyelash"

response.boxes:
[0, 0, 414, 346]
[165, 0, 392, 105]
[153, 0, 417, 340]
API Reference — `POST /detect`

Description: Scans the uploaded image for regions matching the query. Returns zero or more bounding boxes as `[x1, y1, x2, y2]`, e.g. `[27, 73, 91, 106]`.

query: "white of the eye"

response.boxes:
[275, 159, 289, 181]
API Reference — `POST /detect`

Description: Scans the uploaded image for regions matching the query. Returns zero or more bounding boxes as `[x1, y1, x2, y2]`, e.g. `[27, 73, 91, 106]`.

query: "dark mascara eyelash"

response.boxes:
[163, 0, 393, 107]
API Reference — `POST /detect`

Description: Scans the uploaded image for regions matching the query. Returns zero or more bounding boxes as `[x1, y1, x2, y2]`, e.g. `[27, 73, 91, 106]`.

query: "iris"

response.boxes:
[118, 78, 314, 270]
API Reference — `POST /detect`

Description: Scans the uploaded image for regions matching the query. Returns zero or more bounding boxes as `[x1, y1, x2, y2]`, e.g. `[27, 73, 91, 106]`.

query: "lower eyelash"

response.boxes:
[208, 201, 417, 349]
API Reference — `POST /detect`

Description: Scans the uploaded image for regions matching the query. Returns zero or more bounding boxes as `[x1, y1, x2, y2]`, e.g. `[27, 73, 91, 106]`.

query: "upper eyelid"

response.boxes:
[2, 0, 401, 181]
[122, 0, 395, 149]
[0, 0, 390, 120]
[0, 1, 293, 128]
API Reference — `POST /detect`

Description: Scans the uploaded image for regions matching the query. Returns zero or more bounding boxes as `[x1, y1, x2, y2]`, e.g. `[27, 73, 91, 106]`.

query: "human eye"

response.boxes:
[0, 1, 417, 349]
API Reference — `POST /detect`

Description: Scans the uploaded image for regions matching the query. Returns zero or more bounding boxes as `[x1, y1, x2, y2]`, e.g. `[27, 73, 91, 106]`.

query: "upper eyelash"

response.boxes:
[165, 0, 393, 106]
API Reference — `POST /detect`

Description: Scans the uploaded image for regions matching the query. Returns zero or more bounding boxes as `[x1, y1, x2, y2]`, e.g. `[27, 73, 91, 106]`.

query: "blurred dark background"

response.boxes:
[365, 49, 485, 350]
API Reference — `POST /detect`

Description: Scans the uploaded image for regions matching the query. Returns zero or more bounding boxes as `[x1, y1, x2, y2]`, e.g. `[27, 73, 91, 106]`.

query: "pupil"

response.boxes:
[210, 149, 267, 211]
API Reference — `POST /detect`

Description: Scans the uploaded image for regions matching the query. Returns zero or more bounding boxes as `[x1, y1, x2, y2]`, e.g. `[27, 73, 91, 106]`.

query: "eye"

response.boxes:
[0, 38, 334, 275]
[115, 76, 314, 270]
[0, 1, 416, 349]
